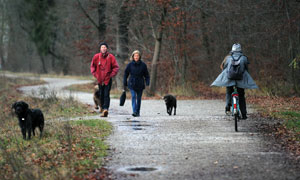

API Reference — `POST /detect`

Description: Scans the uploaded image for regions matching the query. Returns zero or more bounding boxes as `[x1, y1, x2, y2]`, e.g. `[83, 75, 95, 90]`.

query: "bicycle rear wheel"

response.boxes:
[234, 114, 238, 132]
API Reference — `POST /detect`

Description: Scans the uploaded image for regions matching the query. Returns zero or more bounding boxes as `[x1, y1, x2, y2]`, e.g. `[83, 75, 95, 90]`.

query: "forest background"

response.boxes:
[0, 0, 299, 96]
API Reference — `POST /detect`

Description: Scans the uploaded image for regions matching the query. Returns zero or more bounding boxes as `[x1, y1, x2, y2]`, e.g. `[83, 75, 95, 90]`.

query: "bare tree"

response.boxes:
[115, 0, 136, 88]
[0, 0, 7, 69]
[2, 0, 300, 95]
[76, 0, 107, 41]
[146, 0, 168, 96]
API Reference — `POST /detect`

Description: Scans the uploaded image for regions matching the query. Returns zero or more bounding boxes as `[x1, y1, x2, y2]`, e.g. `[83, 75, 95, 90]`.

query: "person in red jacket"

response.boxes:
[90, 42, 119, 117]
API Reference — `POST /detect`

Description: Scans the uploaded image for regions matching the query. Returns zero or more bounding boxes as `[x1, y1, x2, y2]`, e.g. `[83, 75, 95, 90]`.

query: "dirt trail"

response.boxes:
[17, 76, 299, 180]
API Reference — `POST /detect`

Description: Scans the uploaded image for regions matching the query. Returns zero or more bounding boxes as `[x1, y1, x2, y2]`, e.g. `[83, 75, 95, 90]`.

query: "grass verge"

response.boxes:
[0, 75, 112, 180]
[248, 96, 300, 155]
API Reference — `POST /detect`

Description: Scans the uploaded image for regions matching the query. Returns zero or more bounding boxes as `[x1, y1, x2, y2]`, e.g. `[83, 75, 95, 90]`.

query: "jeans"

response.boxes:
[98, 79, 112, 110]
[130, 89, 143, 115]
[226, 86, 247, 116]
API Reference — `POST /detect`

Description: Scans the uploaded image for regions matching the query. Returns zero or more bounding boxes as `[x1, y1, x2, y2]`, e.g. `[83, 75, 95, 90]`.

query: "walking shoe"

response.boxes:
[241, 115, 247, 120]
[101, 110, 108, 117]
[132, 112, 137, 117]
[225, 106, 231, 115]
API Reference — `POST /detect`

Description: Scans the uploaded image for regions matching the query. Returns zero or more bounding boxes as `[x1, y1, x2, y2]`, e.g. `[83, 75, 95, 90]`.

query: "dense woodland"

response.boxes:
[0, 0, 299, 96]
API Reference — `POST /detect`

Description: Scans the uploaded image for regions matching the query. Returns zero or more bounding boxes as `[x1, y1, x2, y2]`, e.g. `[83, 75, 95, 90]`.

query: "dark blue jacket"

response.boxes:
[123, 60, 150, 91]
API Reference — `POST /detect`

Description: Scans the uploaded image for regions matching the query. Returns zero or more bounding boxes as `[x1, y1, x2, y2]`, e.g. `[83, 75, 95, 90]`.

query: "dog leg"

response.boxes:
[93, 97, 99, 110]
[21, 127, 26, 140]
[174, 107, 176, 115]
[170, 107, 173, 116]
[27, 128, 32, 140]
[168, 108, 171, 115]
[39, 125, 44, 138]
[32, 127, 36, 136]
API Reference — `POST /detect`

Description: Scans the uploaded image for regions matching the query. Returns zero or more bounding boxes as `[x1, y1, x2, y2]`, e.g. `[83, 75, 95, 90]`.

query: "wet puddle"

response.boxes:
[119, 124, 151, 127]
[119, 120, 151, 130]
[118, 166, 160, 173]
[127, 167, 157, 172]
[132, 127, 144, 130]
[122, 120, 144, 123]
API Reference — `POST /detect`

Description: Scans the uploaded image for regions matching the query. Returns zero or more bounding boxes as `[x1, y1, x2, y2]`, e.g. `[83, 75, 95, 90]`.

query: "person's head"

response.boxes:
[99, 42, 109, 54]
[130, 50, 141, 62]
[231, 43, 242, 52]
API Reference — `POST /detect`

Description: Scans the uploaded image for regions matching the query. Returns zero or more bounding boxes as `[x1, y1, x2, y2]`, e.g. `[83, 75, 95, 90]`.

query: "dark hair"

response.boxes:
[99, 42, 109, 49]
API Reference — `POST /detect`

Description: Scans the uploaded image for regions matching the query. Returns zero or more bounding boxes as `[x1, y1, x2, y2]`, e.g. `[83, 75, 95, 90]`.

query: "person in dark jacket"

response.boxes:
[90, 42, 119, 117]
[124, 50, 150, 117]
[211, 43, 258, 119]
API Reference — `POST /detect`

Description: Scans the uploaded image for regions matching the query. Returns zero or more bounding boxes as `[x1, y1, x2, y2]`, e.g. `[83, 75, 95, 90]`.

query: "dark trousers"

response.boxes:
[226, 86, 247, 116]
[130, 89, 143, 115]
[98, 79, 112, 110]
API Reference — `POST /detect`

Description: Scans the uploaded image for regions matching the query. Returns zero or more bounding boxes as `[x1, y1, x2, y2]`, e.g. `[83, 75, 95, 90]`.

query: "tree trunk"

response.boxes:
[76, 0, 106, 42]
[180, 0, 188, 87]
[0, 0, 6, 69]
[149, 32, 163, 95]
[115, 0, 133, 89]
[284, 0, 297, 93]
[39, 54, 48, 74]
[62, 57, 69, 75]
[97, 0, 106, 41]
[173, 54, 180, 86]
[148, 6, 167, 96]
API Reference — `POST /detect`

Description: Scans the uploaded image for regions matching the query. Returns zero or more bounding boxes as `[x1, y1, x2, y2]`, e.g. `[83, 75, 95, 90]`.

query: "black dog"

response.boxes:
[12, 101, 44, 140]
[163, 94, 177, 115]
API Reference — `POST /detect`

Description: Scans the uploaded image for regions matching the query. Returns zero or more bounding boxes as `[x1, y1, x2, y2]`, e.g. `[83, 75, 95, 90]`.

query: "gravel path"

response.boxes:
[16, 76, 300, 180]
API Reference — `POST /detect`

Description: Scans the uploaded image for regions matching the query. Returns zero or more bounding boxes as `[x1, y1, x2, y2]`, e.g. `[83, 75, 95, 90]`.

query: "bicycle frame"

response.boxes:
[231, 86, 240, 132]
[232, 89, 239, 116]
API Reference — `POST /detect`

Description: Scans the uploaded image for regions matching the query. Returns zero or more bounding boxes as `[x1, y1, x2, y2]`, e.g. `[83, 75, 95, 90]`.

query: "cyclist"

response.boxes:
[211, 43, 258, 119]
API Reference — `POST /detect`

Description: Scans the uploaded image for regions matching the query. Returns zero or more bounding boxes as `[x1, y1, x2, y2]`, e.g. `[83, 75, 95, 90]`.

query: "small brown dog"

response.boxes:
[93, 85, 102, 112]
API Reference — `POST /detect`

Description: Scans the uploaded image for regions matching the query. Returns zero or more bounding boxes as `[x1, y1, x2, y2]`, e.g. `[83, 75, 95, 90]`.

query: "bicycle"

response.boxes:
[231, 86, 240, 132]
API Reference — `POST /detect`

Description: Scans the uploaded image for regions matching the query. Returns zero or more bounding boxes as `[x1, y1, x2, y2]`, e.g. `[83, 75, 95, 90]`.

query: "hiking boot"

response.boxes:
[101, 110, 108, 117]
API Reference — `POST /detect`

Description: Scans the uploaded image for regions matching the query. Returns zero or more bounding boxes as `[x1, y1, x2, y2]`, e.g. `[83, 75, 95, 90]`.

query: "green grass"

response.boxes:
[280, 111, 300, 118]
[0, 75, 112, 180]
[0, 118, 112, 180]
[72, 119, 112, 138]
[277, 111, 300, 133]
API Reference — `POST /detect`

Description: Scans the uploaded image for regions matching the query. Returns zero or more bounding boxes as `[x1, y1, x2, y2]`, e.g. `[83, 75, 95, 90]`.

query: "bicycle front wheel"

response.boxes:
[235, 114, 238, 132]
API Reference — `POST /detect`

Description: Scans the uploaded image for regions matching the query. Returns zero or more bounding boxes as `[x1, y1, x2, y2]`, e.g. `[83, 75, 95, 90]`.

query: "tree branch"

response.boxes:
[49, 50, 64, 60]
[145, 0, 157, 39]
[76, 0, 100, 30]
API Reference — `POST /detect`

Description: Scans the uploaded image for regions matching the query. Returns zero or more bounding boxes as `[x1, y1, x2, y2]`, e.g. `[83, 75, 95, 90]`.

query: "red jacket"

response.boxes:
[90, 52, 119, 85]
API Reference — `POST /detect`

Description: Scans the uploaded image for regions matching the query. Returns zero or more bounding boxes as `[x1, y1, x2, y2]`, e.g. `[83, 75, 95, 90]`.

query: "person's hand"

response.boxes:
[123, 86, 128, 92]
[145, 85, 150, 94]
